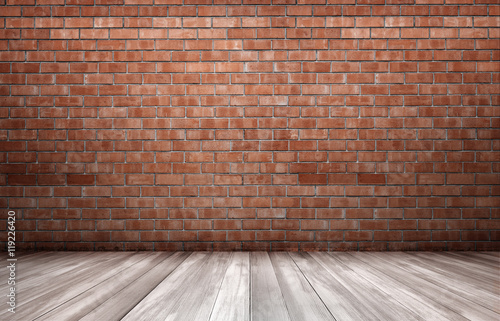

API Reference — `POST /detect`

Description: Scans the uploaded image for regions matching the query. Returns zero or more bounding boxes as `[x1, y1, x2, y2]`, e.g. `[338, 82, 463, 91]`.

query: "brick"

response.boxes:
[199, 6, 226, 16]
[1, 2, 497, 250]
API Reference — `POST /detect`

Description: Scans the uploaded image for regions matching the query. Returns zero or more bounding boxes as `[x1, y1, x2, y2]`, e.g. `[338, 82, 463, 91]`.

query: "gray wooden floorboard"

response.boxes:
[291, 252, 379, 321]
[391, 252, 499, 313]
[119, 252, 210, 321]
[311, 252, 423, 321]
[356, 252, 500, 321]
[482, 251, 500, 259]
[36, 252, 173, 321]
[410, 252, 499, 295]
[80, 252, 189, 321]
[209, 252, 250, 321]
[330, 252, 468, 321]
[122, 252, 231, 321]
[250, 252, 291, 321]
[0, 252, 92, 281]
[2, 251, 498, 321]
[270, 252, 334, 321]
[1, 252, 142, 321]
[447, 252, 500, 269]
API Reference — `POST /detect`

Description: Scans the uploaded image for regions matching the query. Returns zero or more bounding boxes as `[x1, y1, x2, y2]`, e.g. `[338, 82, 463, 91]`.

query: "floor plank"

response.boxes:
[391, 252, 499, 313]
[330, 252, 467, 321]
[250, 252, 291, 321]
[3, 251, 498, 321]
[122, 252, 231, 321]
[356, 252, 500, 321]
[444, 252, 500, 277]
[11, 252, 126, 297]
[291, 252, 379, 321]
[447, 252, 500, 269]
[120, 252, 209, 320]
[0, 252, 93, 281]
[36, 252, 174, 320]
[411, 252, 499, 295]
[2, 252, 142, 321]
[472, 252, 500, 265]
[209, 252, 250, 321]
[80, 252, 189, 321]
[310, 252, 423, 321]
[482, 251, 500, 259]
[0, 252, 116, 302]
[270, 252, 334, 321]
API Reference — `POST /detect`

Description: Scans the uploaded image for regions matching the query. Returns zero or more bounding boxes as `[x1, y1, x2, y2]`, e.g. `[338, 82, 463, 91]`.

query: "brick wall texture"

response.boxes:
[1, 0, 499, 251]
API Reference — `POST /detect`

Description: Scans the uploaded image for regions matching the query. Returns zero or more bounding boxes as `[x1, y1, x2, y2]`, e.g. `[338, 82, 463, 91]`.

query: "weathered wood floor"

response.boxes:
[0, 251, 498, 321]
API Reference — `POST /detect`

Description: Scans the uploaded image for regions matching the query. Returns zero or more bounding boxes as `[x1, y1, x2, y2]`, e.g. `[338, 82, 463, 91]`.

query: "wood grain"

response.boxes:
[80, 252, 189, 321]
[391, 252, 499, 313]
[270, 252, 334, 321]
[411, 252, 499, 294]
[309, 252, 423, 321]
[3, 251, 498, 321]
[250, 252, 291, 321]
[330, 252, 467, 321]
[209, 252, 250, 321]
[1, 252, 142, 320]
[122, 252, 231, 321]
[291, 252, 379, 321]
[356, 252, 500, 321]
[37, 252, 175, 320]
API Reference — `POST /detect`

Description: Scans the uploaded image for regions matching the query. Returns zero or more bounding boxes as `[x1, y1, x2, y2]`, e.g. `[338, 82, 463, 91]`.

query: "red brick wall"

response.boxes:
[1, 0, 499, 251]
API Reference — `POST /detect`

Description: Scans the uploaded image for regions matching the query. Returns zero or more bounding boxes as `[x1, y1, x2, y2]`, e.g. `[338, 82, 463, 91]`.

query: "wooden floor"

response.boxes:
[0, 252, 498, 321]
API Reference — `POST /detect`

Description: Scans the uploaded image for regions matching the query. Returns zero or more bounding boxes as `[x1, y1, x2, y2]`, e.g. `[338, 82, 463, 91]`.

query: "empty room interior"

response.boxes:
[0, 0, 499, 320]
